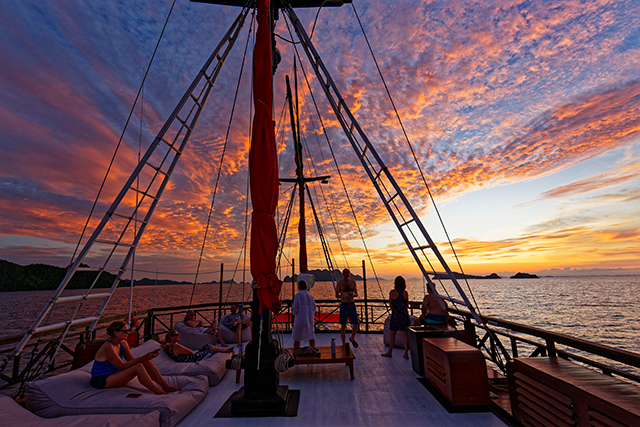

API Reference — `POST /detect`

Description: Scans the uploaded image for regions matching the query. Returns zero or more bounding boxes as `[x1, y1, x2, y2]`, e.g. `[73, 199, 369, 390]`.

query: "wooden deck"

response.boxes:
[177, 333, 508, 426]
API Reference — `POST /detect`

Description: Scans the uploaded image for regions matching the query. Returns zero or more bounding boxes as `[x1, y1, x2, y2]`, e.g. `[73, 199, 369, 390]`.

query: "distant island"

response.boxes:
[0, 260, 366, 292]
[510, 272, 539, 279]
[431, 272, 501, 280]
[0, 259, 118, 292]
[0, 259, 245, 292]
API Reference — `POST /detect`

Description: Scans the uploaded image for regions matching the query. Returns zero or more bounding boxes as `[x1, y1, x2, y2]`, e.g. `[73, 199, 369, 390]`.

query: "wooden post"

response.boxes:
[291, 258, 296, 300]
[362, 260, 369, 332]
[12, 354, 20, 383]
[219, 263, 224, 322]
[145, 309, 154, 339]
[291, 259, 296, 330]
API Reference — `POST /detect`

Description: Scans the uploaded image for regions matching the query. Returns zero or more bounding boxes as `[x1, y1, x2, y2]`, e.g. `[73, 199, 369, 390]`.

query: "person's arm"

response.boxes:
[353, 280, 358, 298]
[388, 290, 394, 306]
[403, 290, 409, 302]
[335, 282, 342, 299]
[107, 341, 156, 370]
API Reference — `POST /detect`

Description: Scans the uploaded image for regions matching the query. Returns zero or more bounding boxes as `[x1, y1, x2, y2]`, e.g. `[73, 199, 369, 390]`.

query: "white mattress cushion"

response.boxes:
[172, 321, 217, 350]
[129, 339, 231, 386]
[383, 315, 418, 348]
[25, 370, 208, 427]
[0, 396, 160, 427]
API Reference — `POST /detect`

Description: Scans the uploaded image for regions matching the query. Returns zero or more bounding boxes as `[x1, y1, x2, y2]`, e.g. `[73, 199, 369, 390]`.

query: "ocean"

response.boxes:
[1, 275, 638, 358]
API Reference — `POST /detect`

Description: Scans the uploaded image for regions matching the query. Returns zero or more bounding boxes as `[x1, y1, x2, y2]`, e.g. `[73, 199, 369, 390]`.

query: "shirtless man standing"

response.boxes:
[335, 268, 359, 348]
[416, 284, 449, 326]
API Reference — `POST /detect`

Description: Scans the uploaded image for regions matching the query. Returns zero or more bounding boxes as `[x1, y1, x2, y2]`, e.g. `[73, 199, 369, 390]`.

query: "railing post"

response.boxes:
[292, 258, 296, 300]
[12, 354, 20, 383]
[145, 309, 154, 339]
[362, 259, 369, 332]
[292, 259, 296, 331]
[546, 339, 557, 357]
[464, 318, 477, 346]
[218, 263, 224, 322]
[511, 336, 519, 358]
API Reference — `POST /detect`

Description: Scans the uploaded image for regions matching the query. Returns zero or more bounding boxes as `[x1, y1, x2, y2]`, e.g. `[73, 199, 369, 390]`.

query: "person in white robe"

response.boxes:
[292, 279, 316, 349]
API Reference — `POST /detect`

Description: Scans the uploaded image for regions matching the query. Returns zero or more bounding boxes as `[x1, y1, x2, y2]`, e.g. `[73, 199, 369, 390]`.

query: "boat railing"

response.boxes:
[3, 299, 639, 391]
[449, 307, 640, 386]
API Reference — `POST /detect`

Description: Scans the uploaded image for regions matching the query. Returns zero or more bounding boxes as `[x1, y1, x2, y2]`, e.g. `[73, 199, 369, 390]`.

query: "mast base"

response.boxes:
[217, 385, 299, 417]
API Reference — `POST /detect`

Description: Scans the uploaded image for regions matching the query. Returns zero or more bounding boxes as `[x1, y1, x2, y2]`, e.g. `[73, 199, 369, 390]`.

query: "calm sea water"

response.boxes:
[1, 276, 638, 356]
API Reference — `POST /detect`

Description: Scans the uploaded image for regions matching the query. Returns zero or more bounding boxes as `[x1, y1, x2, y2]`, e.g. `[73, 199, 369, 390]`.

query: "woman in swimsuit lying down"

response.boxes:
[162, 329, 234, 363]
[90, 321, 180, 395]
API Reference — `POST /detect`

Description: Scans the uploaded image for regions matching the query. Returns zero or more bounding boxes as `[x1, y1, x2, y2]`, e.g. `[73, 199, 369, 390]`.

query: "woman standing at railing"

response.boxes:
[381, 276, 411, 359]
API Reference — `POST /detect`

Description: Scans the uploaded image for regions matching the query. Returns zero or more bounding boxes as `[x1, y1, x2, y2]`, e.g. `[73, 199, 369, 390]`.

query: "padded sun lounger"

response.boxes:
[383, 315, 417, 348]
[129, 339, 232, 386]
[218, 315, 251, 344]
[172, 321, 217, 350]
[25, 371, 208, 427]
[0, 396, 160, 427]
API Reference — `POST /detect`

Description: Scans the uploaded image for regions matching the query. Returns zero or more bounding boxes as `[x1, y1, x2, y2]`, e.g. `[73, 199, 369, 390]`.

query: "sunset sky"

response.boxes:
[0, 0, 638, 283]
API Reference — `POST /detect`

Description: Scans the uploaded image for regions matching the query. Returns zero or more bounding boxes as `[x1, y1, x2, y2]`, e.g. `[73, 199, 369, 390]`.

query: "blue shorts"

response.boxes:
[90, 374, 111, 389]
[420, 314, 448, 325]
[339, 303, 358, 324]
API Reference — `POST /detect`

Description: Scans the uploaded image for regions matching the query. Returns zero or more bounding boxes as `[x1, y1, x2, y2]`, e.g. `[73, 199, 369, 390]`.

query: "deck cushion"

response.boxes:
[25, 371, 208, 427]
[129, 339, 231, 386]
[219, 315, 251, 344]
[172, 321, 217, 350]
[0, 396, 160, 427]
[383, 315, 418, 348]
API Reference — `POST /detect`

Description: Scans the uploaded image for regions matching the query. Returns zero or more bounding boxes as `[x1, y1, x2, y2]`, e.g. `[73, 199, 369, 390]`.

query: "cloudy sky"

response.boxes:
[0, 0, 638, 282]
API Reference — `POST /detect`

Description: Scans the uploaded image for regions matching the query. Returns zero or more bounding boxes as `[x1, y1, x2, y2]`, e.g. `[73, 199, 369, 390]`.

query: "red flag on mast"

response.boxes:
[250, 0, 282, 315]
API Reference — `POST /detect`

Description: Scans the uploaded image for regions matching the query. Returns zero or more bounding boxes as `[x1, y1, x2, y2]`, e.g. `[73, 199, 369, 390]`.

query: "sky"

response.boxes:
[0, 0, 639, 283]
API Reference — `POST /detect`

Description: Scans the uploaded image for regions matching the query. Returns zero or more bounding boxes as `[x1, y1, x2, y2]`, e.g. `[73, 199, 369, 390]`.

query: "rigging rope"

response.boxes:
[68, 0, 177, 268]
[350, 2, 482, 314]
[4, 2, 179, 396]
[188, 12, 253, 308]
[283, 16, 387, 301]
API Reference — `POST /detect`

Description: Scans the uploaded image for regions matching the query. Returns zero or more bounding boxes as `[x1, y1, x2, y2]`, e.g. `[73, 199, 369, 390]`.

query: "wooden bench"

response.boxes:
[236, 343, 355, 383]
[508, 357, 640, 427]
[422, 337, 491, 407]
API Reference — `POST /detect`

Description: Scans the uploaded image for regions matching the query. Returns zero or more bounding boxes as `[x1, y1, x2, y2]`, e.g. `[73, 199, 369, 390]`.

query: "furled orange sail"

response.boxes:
[250, 0, 282, 315]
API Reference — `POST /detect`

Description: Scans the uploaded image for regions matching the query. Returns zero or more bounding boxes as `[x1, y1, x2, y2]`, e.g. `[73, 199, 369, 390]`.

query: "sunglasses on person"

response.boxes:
[118, 329, 130, 333]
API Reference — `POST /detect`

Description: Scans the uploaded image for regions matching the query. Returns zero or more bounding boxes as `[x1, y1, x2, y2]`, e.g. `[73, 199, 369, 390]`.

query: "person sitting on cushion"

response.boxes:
[183, 310, 228, 347]
[162, 329, 233, 363]
[90, 321, 180, 394]
[220, 304, 251, 345]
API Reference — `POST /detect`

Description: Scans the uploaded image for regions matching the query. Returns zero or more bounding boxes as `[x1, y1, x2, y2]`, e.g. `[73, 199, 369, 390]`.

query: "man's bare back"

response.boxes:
[423, 289, 447, 317]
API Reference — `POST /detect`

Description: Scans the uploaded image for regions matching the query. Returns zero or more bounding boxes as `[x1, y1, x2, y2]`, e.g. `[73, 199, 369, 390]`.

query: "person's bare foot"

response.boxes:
[220, 343, 228, 347]
[223, 347, 234, 353]
[381, 353, 392, 358]
[163, 385, 181, 393]
[403, 354, 409, 359]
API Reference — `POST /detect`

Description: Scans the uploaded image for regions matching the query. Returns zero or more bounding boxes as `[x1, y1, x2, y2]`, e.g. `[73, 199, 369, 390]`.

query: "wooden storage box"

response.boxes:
[508, 357, 640, 427]
[422, 337, 491, 407]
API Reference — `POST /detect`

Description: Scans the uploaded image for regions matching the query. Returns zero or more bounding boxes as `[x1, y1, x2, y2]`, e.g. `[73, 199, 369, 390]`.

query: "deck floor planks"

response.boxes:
[177, 334, 508, 427]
